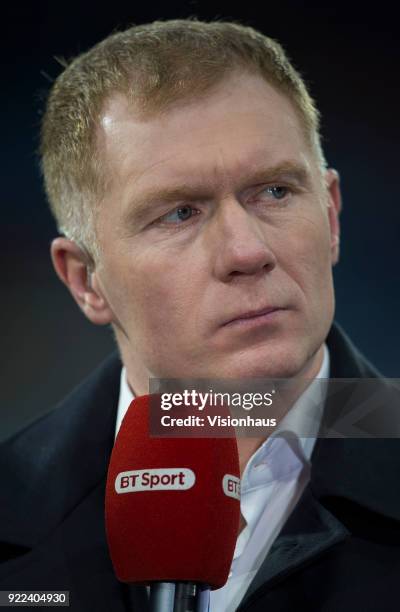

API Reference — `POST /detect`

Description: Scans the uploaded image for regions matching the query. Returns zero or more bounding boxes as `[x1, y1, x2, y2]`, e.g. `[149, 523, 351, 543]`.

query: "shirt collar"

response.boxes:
[115, 366, 134, 440]
[241, 343, 330, 491]
[273, 343, 330, 461]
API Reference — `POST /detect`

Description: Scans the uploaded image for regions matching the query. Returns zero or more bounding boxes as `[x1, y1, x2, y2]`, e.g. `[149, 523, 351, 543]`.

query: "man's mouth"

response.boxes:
[222, 306, 284, 327]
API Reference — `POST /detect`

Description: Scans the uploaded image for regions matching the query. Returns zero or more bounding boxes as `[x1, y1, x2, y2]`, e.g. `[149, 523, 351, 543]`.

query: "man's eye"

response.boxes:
[260, 185, 289, 200]
[160, 205, 200, 224]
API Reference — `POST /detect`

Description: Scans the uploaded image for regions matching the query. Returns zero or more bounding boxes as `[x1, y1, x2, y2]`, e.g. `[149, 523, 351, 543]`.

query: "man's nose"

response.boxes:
[210, 197, 277, 281]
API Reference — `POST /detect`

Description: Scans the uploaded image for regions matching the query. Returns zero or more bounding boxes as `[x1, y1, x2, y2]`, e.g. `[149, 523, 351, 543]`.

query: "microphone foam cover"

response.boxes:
[105, 395, 240, 589]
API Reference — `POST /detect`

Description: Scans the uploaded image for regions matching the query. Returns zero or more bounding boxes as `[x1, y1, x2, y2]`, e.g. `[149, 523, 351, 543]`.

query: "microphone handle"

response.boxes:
[150, 582, 210, 612]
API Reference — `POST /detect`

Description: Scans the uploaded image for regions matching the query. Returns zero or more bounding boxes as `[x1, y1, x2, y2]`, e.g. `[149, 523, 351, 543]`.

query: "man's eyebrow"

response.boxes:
[123, 160, 311, 225]
[242, 160, 311, 187]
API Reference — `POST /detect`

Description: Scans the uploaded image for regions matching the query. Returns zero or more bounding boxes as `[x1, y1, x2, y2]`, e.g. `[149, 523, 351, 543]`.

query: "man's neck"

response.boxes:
[236, 343, 326, 477]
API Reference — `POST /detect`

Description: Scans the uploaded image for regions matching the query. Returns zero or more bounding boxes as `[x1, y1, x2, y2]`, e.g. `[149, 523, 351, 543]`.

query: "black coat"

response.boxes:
[1, 323, 399, 611]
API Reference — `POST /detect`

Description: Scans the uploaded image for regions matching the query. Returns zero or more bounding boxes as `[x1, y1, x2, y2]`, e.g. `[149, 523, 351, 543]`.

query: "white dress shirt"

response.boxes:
[114, 345, 330, 611]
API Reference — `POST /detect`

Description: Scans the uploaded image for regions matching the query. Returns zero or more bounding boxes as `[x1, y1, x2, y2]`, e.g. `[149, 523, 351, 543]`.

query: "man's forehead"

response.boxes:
[98, 71, 302, 147]
[96, 73, 315, 196]
[99, 69, 274, 124]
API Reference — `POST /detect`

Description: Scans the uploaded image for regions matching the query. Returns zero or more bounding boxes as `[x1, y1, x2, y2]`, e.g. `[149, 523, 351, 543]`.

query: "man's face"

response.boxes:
[92, 71, 340, 391]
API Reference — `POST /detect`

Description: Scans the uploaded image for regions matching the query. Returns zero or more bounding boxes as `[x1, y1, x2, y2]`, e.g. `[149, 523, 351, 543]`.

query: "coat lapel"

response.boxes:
[239, 487, 349, 609]
[238, 323, 400, 608]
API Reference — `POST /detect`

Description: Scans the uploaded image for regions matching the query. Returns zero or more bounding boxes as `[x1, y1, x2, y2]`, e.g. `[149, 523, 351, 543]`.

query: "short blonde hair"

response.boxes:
[40, 18, 325, 262]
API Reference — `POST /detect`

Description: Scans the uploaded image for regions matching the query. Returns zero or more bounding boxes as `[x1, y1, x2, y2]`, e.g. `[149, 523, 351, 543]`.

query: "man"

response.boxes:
[1, 19, 399, 611]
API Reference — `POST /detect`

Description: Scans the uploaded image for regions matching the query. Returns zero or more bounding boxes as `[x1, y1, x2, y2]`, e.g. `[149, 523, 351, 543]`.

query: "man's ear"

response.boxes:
[325, 168, 342, 265]
[50, 237, 113, 325]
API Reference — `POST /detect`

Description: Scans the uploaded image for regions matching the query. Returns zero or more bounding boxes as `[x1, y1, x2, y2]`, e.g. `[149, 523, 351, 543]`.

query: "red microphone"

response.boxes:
[105, 394, 240, 611]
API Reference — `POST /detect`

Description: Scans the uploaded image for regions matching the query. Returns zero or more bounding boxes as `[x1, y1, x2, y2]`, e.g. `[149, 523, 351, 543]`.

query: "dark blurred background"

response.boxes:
[1, 1, 399, 442]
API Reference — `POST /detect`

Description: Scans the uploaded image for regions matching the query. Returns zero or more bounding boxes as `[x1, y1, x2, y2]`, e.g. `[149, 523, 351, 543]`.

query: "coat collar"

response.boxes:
[312, 323, 400, 521]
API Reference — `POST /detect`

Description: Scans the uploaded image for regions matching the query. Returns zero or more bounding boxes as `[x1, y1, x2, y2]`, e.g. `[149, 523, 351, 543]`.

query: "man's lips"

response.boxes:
[221, 306, 284, 327]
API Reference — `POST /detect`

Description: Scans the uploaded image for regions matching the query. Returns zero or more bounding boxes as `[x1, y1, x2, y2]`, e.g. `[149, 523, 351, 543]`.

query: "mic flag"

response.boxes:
[105, 394, 240, 589]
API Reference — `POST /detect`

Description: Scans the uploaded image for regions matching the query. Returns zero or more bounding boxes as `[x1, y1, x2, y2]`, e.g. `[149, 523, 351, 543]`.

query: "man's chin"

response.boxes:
[217, 338, 327, 380]
[212, 353, 306, 380]
[223, 365, 301, 380]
